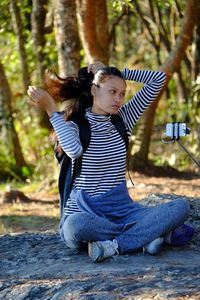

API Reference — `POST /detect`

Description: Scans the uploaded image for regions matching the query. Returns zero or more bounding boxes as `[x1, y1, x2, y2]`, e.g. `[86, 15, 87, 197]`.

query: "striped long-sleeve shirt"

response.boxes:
[50, 69, 166, 216]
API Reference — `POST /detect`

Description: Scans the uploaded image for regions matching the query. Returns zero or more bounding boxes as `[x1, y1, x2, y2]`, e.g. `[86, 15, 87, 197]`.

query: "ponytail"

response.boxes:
[45, 67, 94, 157]
[44, 67, 94, 120]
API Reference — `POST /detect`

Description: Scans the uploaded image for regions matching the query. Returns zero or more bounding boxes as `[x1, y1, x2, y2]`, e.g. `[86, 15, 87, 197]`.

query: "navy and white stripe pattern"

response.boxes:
[50, 69, 166, 216]
[119, 68, 166, 134]
[50, 115, 83, 160]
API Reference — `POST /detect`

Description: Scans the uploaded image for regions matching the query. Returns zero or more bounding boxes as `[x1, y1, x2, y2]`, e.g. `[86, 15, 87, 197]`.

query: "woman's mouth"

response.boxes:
[112, 105, 120, 110]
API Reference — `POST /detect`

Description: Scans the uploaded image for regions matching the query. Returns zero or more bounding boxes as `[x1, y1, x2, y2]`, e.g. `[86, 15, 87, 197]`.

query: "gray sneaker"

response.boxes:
[88, 239, 119, 262]
[144, 237, 164, 255]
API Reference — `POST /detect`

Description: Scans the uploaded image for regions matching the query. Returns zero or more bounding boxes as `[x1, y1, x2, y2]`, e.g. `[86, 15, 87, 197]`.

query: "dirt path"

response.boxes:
[128, 172, 200, 201]
[0, 171, 199, 234]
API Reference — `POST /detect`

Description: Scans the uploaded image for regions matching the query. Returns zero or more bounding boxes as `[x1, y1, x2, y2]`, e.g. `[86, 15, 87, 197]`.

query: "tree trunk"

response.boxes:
[54, 0, 80, 77]
[31, 0, 48, 83]
[31, 0, 53, 129]
[76, 0, 109, 64]
[0, 62, 27, 168]
[131, 0, 199, 168]
[9, 0, 30, 93]
[95, 0, 109, 63]
[193, 23, 200, 146]
[194, 24, 200, 79]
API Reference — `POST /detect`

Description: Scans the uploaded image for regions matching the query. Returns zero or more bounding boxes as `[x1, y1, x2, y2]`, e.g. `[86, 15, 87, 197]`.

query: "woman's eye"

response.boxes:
[110, 89, 116, 94]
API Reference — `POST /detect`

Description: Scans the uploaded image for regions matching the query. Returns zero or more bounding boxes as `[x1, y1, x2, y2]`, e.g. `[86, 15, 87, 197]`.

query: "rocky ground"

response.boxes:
[0, 193, 200, 300]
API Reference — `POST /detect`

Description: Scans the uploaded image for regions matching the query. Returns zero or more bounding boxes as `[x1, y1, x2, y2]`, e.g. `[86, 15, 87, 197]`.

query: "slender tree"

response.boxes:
[131, 0, 200, 167]
[31, 0, 48, 83]
[0, 61, 27, 168]
[194, 25, 200, 80]
[193, 21, 200, 147]
[31, 0, 56, 129]
[9, 0, 30, 93]
[54, 0, 80, 76]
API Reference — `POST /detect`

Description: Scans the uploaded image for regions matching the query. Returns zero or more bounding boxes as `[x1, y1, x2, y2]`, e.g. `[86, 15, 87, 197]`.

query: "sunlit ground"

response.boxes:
[0, 172, 199, 234]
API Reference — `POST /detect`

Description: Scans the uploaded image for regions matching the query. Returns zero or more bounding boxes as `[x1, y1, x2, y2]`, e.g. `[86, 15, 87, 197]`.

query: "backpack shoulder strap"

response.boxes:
[111, 114, 129, 151]
[111, 114, 134, 186]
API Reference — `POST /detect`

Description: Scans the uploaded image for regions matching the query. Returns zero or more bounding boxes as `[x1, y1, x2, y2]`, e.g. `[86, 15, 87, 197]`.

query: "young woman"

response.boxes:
[27, 62, 194, 262]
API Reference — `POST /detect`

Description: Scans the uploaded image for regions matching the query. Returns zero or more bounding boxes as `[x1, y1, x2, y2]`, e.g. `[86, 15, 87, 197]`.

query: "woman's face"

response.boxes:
[91, 76, 126, 115]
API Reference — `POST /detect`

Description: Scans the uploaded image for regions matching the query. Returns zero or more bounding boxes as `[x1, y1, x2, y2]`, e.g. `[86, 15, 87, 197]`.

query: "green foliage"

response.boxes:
[111, 0, 134, 12]
[152, 77, 200, 172]
[43, 32, 58, 71]
[0, 0, 13, 32]
[13, 96, 57, 181]
[0, 0, 199, 183]
[0, 147, 34, 182]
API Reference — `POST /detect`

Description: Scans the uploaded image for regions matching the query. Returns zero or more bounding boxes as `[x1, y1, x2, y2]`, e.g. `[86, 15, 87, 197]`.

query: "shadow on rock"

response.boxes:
[0, 193, 200, 300]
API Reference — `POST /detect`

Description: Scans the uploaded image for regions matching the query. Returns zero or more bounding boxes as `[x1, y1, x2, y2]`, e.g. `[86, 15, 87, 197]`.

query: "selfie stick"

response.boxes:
[176, 139, 200, 170]
[161, 133, 200, 171]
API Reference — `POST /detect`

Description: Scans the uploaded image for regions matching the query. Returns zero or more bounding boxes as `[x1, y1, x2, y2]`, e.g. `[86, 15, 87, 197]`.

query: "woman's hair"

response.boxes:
[45, 66, 124, 156]
[93, 66, 124, 87]
[44, 66, 124, 120]
[44, 67, 94, 120]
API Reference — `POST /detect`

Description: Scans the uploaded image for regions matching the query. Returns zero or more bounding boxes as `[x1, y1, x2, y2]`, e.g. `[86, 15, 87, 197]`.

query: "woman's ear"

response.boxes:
[91, 84, 96, 97]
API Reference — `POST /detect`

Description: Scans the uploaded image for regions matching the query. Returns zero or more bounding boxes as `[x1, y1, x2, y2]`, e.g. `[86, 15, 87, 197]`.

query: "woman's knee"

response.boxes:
[61, 213, 84, 248]
[173, 198, 190, 219]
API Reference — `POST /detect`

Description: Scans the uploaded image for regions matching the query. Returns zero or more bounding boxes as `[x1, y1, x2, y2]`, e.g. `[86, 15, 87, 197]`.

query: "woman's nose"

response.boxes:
[114, 95, 122, 103]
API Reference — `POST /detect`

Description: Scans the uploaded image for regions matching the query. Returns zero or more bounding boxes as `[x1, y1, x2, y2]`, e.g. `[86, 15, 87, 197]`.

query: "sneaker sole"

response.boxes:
[88, 242, 103, 262]
[145, 237, 163, 255]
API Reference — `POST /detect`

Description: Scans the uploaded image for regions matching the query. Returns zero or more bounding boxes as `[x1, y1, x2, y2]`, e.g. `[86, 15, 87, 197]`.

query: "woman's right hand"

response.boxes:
[87, 61, 106, 74]
[27, 86, 57, 117]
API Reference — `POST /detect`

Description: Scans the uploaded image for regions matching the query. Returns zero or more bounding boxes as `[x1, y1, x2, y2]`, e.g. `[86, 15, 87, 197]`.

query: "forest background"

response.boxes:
[0, 0, 199, 233]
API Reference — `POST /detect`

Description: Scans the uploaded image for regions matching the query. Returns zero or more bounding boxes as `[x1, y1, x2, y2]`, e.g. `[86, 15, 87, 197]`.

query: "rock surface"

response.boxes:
[0, 193, 200, 300]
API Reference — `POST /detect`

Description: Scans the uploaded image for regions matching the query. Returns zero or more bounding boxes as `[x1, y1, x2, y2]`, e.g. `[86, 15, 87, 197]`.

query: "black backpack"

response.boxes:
[56, 114, 129, 217]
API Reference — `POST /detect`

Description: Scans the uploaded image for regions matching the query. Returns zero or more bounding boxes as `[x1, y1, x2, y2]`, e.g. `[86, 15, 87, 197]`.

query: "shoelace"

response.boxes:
[113, 239, 119, 256]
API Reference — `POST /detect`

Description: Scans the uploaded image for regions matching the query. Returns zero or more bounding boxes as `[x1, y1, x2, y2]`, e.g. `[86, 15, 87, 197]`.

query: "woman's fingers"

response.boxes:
[27, 86, 57, 116]
[27, 86, 46, 102]
[27, 86, 45, 109]
[87, 61, 106, 74]
[27, 86, 39, 101]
